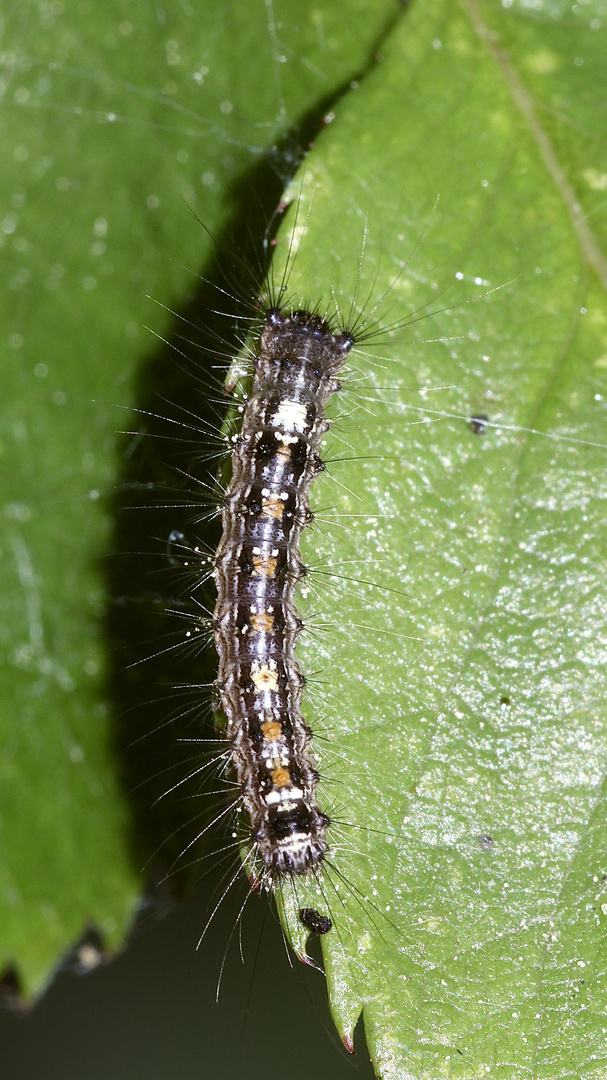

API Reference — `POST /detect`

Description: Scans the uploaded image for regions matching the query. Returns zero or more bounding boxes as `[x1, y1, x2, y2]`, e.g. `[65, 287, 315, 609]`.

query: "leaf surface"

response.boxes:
[265, 2, 607, 1076]
[0, 0, 396, 999]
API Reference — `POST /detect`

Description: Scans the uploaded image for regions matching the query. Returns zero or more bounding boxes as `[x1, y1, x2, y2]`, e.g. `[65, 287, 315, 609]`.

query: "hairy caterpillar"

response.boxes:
[123, 198, 436, 965]
[213, 305, 352, 884]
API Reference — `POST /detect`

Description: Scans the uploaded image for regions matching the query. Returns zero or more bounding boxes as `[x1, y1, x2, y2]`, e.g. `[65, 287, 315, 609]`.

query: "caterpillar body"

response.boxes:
[213, 306, 354, 889]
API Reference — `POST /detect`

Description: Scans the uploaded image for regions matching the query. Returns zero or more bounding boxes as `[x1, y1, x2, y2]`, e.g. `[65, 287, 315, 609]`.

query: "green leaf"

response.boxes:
[4, 0, 607, 1076]
[262, 1, 607, 1076]
[0, 0, 397, 1000]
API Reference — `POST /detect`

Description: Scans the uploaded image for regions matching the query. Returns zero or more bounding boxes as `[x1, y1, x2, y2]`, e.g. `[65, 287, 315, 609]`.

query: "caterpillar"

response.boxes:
[145, 201, 425, 963]
[213, 304, 353, 886]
